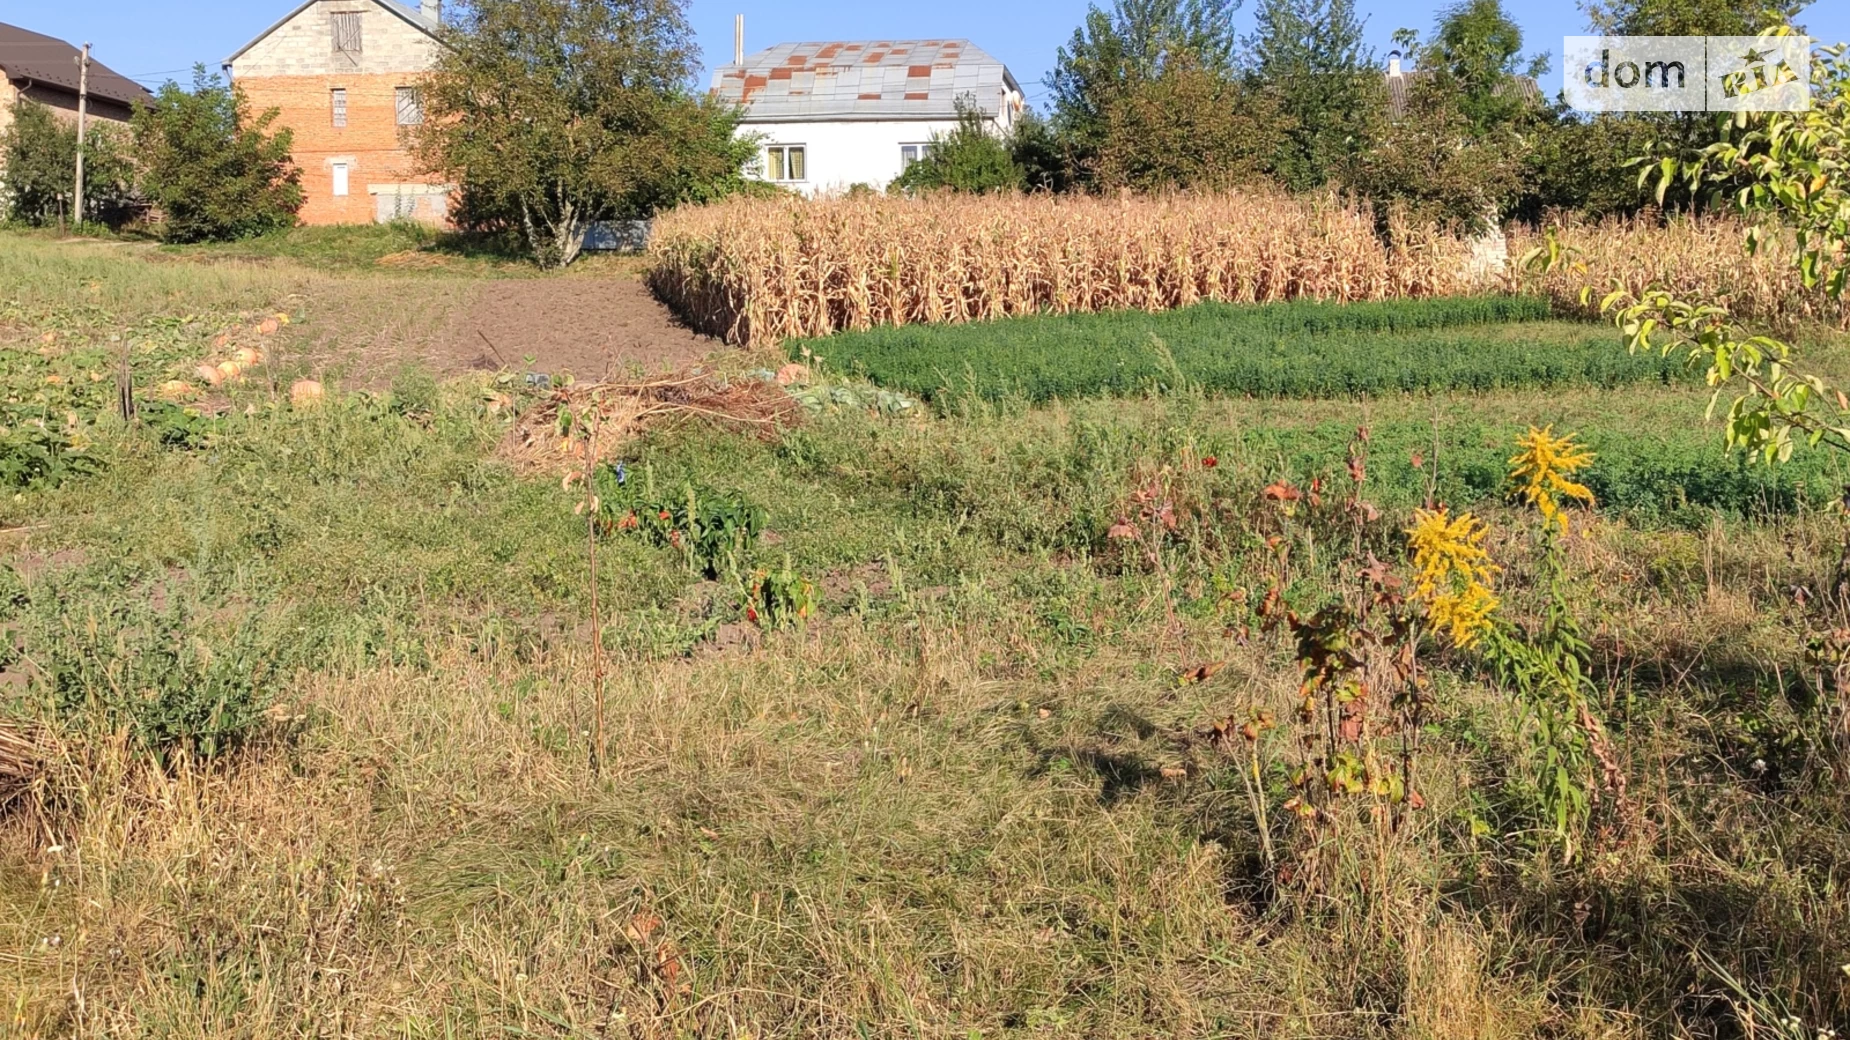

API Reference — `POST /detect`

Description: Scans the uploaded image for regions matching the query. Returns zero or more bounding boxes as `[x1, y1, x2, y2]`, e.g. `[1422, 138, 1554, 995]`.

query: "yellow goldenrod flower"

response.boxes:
[1509, 426, 1595, 534]
[1407, 507, 1500, 648]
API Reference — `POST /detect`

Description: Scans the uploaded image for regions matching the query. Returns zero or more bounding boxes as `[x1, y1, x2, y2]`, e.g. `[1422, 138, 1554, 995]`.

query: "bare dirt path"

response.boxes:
[283, 270, 720, 384]
[447, 277, 715, 379]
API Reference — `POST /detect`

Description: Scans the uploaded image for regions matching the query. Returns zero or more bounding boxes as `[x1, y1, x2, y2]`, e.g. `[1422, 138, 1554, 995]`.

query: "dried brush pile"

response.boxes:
[0, 718, 43, 808]
[1511, 214, 1850, 332]
[497, 372, 800, 474]
[648, 193, 1489, 348]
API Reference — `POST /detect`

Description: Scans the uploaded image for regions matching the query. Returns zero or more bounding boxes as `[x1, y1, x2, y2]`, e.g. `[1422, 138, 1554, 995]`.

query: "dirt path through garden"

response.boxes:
[282, 270, 719, 384]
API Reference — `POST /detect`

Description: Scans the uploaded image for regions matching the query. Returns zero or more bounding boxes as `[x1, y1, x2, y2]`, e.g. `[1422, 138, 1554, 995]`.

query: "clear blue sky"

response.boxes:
[11, 0, 1849, 109]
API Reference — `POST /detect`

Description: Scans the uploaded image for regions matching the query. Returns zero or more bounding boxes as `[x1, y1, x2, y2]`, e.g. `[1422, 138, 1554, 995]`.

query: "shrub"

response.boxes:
[131, 67, 302, 243]
[888, 98, 1024, 196]
[32, 595, 275, 761]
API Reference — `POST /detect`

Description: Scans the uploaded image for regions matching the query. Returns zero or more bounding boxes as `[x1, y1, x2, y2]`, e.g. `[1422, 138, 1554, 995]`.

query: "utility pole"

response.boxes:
[73, 43, 90, 229]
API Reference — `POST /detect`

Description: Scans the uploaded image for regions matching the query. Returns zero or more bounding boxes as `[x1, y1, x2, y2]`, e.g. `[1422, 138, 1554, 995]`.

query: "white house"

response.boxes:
[710, 38, 1025, 195]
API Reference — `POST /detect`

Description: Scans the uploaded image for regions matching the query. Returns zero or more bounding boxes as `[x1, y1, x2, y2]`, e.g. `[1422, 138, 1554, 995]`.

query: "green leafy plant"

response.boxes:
[744, 556, 817, 630]
[0, 419, 102, 488]
[131, 66, 303, 243]
[34, 598, 275, 762]
[595, 463, 766, 580]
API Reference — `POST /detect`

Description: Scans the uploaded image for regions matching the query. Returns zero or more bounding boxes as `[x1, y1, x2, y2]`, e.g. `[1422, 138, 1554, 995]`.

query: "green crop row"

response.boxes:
[793, 296, 1688, 402]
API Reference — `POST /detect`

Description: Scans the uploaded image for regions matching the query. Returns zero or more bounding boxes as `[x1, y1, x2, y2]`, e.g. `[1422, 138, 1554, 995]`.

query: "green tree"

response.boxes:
[1340, 75, 1521, 231]
[1046, 0, 1241, 174]
[1582, 0, 1800, 35]
[1512, 109, 1657, 222]
[890, 98, 1024, 195]
[1006, 110, 1072, 193]
[1, 101, 137, 227]
[1425, 0, 1548, 133]
[1090, 53, 1286, 191]
[413, 0, 757, 268]
[1248, 0, 1381, 190]
[131, 67, 302, 243]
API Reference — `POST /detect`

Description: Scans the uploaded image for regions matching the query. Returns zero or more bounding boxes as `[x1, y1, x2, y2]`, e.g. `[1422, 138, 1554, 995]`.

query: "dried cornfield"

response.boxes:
[1511, 213, 1850, 332]
[647, 193, 1492, 348]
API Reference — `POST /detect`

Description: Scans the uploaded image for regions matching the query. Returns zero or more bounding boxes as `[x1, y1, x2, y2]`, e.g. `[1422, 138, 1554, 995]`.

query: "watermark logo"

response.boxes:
[1564, 35, 1811, 112]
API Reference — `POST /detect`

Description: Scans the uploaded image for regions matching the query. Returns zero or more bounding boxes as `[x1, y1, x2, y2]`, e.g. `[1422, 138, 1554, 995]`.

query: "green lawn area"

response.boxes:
[793, 295, 1692, 401]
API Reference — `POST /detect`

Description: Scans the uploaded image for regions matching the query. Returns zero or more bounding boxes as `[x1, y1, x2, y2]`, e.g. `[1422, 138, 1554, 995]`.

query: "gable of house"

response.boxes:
[227, 0, 448, 226]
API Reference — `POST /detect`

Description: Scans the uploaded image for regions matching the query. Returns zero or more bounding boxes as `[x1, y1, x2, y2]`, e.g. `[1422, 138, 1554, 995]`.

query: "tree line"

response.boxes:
[897, 0, 1805, 230]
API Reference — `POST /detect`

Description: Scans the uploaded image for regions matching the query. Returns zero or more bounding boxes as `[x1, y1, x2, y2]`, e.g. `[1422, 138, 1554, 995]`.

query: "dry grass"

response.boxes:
[1510, 212, 1850, 333]
[647, 193, 1491, 348]
[496, 372, 801, 475]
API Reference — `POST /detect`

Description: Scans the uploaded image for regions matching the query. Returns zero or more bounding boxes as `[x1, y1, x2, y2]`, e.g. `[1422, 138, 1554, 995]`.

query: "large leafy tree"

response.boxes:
[1, 101, 137, 227]
[1090, 53, 1286, 191]
[131, 68, 301, 242]
[1247, 0, 1380, 190]
[414, 0, 758, 268]
[1046, 0, 1241, 169]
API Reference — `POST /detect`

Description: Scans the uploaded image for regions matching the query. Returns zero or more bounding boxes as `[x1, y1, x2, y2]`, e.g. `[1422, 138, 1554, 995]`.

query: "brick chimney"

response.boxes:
[1388, 49, 1403, 76]
[422, 0, 442, 23]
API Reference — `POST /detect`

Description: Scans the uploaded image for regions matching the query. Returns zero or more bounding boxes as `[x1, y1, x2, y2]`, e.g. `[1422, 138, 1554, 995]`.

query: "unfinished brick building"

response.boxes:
[225, 0, 449, 225]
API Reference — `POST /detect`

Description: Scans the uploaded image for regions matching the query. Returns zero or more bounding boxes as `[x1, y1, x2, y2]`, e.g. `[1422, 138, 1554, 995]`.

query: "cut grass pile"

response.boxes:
[794, 296, 1689, 402]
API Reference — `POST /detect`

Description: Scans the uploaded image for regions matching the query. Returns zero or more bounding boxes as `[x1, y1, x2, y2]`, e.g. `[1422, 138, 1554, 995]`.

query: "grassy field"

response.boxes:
[791, 297, 1692, 402]
[2, 233, 1848, 1038]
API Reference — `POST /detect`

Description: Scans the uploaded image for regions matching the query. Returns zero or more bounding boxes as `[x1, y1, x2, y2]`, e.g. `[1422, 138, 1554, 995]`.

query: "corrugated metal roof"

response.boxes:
[0, 22, 151, 108]
[712, 39, 1021, 122]
[1384, 70, 1543, 119]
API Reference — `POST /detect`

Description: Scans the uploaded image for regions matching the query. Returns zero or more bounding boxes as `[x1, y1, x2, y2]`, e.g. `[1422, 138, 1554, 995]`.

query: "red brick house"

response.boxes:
[225, 0, 449, 225]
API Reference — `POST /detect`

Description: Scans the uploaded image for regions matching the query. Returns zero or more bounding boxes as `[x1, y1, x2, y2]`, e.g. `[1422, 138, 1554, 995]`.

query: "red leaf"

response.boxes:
[1263, 482, 1302, 502]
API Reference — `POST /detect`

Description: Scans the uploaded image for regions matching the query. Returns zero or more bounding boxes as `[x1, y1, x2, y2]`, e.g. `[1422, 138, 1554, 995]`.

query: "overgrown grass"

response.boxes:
[795, 296, 1690, 402]
[2, 239, 1847, 1038]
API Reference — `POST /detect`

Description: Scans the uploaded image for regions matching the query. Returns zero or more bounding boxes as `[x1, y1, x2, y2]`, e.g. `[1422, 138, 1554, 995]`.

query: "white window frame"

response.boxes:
[331, 88, 347, 127]
[900, 142, 935, 167]
[331, 163, 350, 197]
[764, 144, 806, 183]
[395, 86, 424, 126]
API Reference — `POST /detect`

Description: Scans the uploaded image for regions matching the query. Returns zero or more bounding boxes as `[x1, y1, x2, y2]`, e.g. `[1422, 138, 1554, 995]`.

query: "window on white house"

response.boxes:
[900, 143, 935, 167]
[395, 87, 424, 126]
[764, 144, 806, 182]
[331, 88, 347, 127]
[332, 12, 363, 55]
[331, 163, 350, 197]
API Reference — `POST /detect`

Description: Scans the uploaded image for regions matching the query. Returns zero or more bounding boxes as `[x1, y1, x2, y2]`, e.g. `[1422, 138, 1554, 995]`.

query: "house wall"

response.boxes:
[230, 0, 447, 226]
[745, 115, 1005, 195]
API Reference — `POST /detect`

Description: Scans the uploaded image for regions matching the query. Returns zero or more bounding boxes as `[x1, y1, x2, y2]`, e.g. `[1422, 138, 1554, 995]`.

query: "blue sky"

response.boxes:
[12, 0, 1849, 108]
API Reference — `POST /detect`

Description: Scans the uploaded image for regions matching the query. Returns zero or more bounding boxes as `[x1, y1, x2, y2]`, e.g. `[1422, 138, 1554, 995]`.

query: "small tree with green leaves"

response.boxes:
[131, 67, 302, 242]
[413, 0, 757, 268]
[889, 97, 1024, 195]
[1, 101, 137, 227]
[1528, 36, 1850, 462]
